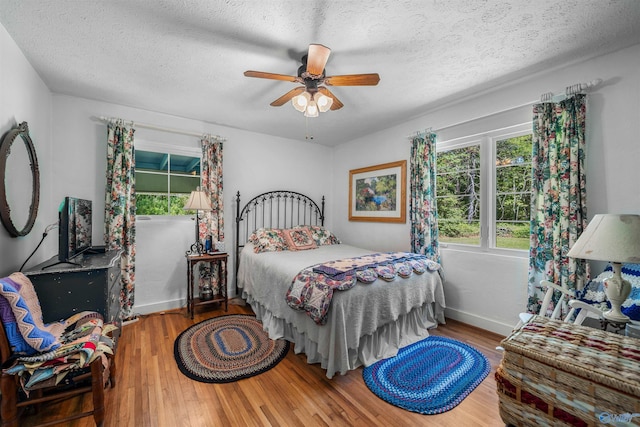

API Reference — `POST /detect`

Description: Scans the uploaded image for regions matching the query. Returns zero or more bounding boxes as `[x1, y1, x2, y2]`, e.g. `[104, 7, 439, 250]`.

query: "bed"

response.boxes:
[234, 190, 445, 378]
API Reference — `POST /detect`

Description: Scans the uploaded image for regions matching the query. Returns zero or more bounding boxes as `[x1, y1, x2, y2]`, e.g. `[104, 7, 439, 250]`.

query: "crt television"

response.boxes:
[58, 197, 92, 262]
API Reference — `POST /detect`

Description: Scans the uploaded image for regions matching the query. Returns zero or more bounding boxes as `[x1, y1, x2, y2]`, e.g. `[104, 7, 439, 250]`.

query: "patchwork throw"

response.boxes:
[174, 314, 289, 383]
[286, 252, 440, 325]
[363, 336, 490, 414]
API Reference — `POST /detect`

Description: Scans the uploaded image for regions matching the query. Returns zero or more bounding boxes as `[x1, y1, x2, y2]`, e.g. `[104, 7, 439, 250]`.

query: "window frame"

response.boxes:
[134, 140, 202, 219]
[436, 122, 532, 257]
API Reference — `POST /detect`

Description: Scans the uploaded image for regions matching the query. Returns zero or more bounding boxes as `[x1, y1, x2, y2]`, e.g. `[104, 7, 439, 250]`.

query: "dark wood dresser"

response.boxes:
[22, 250, 122, 326]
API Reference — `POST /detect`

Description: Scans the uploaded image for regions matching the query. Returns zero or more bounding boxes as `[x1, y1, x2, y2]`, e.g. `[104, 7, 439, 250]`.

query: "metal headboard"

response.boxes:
[234, 190, 325, 294]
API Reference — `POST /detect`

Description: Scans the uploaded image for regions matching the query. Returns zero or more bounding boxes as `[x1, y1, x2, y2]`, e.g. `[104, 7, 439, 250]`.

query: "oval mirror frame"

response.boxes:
[0, 121, 40, 237]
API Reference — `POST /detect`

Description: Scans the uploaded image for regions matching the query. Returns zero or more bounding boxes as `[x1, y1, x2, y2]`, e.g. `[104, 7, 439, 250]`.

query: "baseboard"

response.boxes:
[122, 317, 139, 326]
[133, 298, 184, 316]
[444, 307, 514, 337]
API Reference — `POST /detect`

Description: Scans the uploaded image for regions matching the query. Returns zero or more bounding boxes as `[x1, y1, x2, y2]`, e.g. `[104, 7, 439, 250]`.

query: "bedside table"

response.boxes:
[186, 252, 228, 319]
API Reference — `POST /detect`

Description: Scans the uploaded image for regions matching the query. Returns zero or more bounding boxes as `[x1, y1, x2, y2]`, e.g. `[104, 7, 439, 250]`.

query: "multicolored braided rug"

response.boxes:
[174, 314, 289, 383]
[363, 336, 490, 414]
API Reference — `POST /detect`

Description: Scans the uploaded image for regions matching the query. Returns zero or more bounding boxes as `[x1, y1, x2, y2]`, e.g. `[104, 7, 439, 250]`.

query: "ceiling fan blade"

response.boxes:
[306, 44, 331, 76]
[270, 87, 306, 106]
[244, 70, 298, 82]
[324, 73, 380, 86]
[318, 87, 344, 110]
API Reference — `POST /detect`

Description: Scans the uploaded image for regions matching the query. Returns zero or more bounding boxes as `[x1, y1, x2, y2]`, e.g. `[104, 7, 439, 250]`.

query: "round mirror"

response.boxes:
[0, 121, 40, 237]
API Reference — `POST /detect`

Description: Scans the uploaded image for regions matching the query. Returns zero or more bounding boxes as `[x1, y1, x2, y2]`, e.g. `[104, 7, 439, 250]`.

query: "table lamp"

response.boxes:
[183, 187, 213, 256]
[567, 214, 640, 322]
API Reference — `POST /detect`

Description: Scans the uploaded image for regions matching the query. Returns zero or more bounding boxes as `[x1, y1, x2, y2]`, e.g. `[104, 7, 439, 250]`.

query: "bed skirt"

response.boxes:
[245, 294, 445, 379]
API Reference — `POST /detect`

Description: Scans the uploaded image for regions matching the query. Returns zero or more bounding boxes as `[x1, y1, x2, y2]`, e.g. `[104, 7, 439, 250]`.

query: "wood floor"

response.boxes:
[22, 303, 508, 427]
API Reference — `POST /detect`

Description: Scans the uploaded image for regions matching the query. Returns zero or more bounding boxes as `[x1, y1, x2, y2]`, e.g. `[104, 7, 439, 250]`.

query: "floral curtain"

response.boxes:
[527, 94, 589, 316]
[104, 121, 136, 319]
[198, 136, 224, 293]
[410, 132, 440, 263]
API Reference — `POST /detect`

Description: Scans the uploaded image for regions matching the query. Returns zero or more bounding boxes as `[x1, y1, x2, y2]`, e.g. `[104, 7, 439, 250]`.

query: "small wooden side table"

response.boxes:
[186, 252, 228, 319]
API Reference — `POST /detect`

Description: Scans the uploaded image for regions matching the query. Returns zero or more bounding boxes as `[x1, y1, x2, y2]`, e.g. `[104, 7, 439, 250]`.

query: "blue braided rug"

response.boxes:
[362, 336, 490, 414]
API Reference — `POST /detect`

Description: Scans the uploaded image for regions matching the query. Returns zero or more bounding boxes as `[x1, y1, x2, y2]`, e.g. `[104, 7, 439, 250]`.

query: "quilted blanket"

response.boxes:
[3, 311, 117, 393]
[286, 252, 440, 325]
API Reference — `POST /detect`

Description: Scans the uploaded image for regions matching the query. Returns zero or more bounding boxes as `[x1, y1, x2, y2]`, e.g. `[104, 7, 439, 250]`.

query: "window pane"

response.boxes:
[496, 193, 531, 222]
[136, 194, 169, 215]
[136, 171, 168, 193]
[496, 135, 532, 165]
[496, 165, 531, 193]
[494, 134, 532, 249]
[438, 219, 481, 245]
[135, 150, 168, 172]
[495, 221, 530, 250]
[436, 144, 481, 246]
[170, 194, 191, 216]
[170, 175, 201, 194]
[170, 154, 200, 175]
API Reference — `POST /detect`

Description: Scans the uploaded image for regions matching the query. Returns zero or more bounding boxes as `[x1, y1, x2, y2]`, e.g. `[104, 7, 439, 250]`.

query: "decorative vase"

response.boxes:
[200, 286, 213, 301]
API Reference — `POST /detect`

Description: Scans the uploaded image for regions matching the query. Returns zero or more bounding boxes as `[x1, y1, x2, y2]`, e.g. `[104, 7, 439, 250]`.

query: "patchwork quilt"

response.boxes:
[286, 252, 440, 325]
[0, 273, 118, 393]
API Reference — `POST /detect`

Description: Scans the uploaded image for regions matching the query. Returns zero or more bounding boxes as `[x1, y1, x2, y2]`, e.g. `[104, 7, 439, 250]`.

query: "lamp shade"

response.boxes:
[567, 214, 640, 263]
[183, 187, 213, 211]
[292, 92, 311, 112]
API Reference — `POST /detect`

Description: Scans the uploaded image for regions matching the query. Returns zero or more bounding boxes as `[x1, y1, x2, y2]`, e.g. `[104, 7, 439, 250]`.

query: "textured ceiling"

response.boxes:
[2, 0, 640, 146]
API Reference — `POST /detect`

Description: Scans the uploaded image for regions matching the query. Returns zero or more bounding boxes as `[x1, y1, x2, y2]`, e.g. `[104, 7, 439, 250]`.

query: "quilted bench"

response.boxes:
[496, 316, 640, 426]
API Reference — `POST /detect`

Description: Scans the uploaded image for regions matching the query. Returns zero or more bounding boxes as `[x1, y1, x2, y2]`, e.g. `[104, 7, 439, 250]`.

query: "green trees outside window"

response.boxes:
[436, 132, 532, 250]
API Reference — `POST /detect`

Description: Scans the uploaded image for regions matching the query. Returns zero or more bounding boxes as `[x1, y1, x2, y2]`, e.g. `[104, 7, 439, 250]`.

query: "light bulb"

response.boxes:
[292, 91, 311, 112]
[315, 93, 333, 113]
[304, 101, 319, 117]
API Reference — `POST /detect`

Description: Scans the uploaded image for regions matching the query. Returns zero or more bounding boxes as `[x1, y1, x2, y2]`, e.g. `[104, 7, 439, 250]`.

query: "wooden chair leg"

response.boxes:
[91, 358, 106, 427]
[0, 374, 19, 427]
[109, 352, 116, 388]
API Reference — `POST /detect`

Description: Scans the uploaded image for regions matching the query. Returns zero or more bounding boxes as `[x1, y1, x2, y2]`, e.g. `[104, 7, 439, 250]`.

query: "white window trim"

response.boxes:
[437, 122, 531, 257]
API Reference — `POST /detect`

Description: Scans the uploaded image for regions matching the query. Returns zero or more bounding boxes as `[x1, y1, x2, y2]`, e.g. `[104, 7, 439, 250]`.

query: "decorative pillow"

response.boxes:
[250, 228, 288, 253]
[282, 228, 318, 251]
[295, 225, 341, 246]
[576, 263, 640, 321]
[0, 273, 64, 355]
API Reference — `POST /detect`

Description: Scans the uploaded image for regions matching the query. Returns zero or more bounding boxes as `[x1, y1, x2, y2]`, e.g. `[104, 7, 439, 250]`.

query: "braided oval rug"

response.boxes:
[174, 314, 289, 383]
[363, 336, 490, 414]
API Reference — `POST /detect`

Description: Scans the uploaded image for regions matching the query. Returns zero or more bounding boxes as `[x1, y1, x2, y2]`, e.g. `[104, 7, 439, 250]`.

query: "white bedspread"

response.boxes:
[238, 243, 446, 378]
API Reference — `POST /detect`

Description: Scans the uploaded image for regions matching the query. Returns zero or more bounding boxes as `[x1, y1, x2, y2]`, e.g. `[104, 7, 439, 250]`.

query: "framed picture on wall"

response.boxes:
[349, 160, 406, 223]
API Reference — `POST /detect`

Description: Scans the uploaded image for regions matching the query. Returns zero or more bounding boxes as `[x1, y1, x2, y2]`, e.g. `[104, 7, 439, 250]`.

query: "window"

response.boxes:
[134, 147, 201, 216]
[436, 125, 532, 251]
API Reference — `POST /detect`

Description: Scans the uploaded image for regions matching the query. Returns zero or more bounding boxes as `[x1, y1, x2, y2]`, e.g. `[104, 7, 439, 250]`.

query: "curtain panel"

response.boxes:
[198, 137, 224, 293]
[104, 122, 136, 319]
[409, 133, 440, 263]
[527, 94, 589, 315]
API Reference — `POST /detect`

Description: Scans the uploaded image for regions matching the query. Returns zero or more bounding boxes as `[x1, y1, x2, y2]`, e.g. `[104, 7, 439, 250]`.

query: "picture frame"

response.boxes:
[349, 160, 406, 223]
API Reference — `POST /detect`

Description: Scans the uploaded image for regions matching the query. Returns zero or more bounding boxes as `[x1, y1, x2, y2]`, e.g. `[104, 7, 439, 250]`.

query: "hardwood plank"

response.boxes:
[20, 304, 507, 426]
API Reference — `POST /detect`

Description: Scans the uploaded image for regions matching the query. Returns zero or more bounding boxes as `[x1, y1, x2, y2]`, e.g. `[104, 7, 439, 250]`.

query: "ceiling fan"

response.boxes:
[244, 44, 380, 117]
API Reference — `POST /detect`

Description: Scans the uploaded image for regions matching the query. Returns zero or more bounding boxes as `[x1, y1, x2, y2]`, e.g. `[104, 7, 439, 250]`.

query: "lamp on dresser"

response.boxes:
[567, 214, 640, 322]
[183, 186, 212, 256]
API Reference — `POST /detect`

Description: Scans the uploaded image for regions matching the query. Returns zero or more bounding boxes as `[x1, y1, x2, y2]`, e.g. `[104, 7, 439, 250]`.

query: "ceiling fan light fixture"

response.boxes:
[304, 101, 319, 118]
[315, 93, 333, 112]
[292, 91, 310, 112]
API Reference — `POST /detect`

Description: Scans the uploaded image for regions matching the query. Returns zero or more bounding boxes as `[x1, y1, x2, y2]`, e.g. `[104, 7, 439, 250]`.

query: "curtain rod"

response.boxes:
[97, 116, 227, 141]
[407, 78, 602, 139]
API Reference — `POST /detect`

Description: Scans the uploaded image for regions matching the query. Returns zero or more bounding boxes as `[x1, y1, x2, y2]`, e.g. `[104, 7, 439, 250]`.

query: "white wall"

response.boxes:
[332, 43, 640, 336]
[0, 24, 53, 276]
[47, 94, 333, 315]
